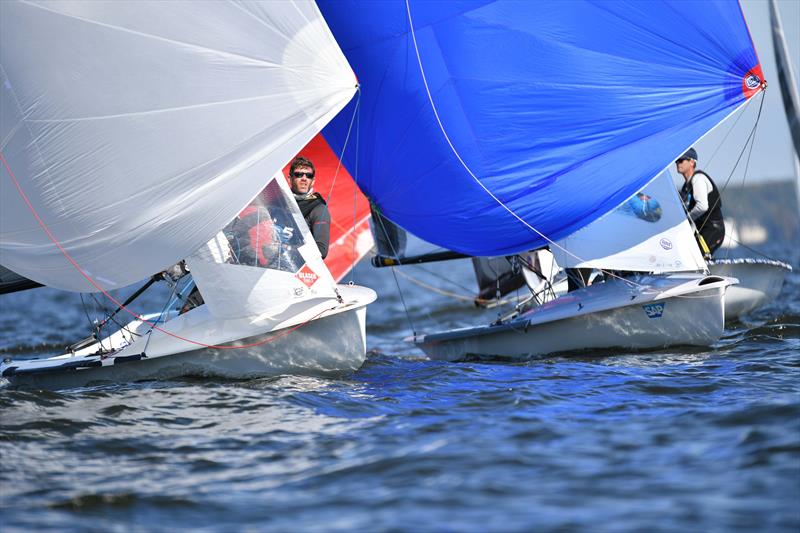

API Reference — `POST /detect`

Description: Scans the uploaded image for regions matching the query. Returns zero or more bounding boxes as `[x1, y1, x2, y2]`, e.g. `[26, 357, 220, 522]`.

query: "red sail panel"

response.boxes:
[283, 134, 373, 282]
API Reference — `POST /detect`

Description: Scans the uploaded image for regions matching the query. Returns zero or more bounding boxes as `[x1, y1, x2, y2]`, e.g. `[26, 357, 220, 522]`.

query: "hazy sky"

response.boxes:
[684, 0, 800, 185]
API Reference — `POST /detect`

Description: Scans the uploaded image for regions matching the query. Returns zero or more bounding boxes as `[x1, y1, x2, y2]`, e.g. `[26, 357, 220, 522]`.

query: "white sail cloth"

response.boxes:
[553, 171, 707, 273]
[0, 0, 356, 292]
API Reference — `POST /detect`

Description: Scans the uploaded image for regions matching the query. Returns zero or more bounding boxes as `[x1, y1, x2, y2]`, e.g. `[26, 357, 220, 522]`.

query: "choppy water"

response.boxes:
[1, 242, 798, 532]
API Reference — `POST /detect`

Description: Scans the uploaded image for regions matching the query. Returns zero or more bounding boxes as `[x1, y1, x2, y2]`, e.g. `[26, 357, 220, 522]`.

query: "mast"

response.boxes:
[768, 0, 800, 198]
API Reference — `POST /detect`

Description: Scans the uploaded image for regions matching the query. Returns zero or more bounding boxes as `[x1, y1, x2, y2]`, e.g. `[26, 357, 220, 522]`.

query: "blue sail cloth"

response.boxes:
[319, 0, 762, 256]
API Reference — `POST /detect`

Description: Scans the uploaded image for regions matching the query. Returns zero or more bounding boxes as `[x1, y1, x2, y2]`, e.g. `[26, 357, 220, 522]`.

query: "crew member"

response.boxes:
[675, 148, 725, 257]
[288, 156, 331, 258]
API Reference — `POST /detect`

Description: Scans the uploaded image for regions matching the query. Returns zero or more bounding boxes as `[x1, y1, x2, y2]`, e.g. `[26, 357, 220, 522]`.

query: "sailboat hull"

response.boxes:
[1, 285, 375, 389]
[707, 258, 791, 320]
[413, 275, 730, 362]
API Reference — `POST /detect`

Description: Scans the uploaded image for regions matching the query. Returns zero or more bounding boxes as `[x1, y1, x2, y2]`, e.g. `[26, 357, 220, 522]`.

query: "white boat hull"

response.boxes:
[707, 258, 791, 320]
[1, 284, 375, 388]
[413, 275, 730, 361]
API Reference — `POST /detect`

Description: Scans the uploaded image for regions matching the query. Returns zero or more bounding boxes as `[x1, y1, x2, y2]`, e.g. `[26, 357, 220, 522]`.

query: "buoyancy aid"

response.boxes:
[679, 170, 723, 230]
[295, 193, 330, 258]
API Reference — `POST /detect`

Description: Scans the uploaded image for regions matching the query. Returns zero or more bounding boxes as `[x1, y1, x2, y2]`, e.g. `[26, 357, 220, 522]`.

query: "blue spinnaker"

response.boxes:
[319, 0, 763, 256]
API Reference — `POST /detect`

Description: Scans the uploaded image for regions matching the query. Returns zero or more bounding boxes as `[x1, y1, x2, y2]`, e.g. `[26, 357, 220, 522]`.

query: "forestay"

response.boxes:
[0, 1, 355, 292]
[552, 172, 707, 273]
[319, 0, 763, 256]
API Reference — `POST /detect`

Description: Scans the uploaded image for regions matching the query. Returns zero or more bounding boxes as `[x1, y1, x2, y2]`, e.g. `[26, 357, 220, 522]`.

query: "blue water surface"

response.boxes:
[1, 240, 798, 533]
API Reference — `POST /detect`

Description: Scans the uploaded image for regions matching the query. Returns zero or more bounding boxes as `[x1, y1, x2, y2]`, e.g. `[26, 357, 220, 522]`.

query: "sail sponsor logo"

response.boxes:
[659, 238, 672, 250]
[742, 67, 764, 98]
[642, 302, 665, 318]
[295, 264, 319, 287]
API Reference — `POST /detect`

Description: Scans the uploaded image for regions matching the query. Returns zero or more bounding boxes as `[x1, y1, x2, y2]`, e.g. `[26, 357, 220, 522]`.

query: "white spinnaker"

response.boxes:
[0, 0, 355, 292]
[186, 172, 337, 320]
[552, 171, 707, 273]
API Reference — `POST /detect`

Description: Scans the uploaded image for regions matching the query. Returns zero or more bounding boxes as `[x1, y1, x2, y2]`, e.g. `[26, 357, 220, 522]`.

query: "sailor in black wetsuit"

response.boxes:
[675, 148, 725, 257]
[288, 156, 331, 259]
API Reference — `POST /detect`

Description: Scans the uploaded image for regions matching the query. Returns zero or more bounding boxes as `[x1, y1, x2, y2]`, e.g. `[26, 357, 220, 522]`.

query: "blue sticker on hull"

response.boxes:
[643, 302, 665, 318]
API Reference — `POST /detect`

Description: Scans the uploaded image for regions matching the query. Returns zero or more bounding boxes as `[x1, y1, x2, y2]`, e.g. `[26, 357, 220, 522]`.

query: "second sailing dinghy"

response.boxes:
[319, 0, 765, 360]
[0, 1, 375, 384]
[416, 171, 734, 360]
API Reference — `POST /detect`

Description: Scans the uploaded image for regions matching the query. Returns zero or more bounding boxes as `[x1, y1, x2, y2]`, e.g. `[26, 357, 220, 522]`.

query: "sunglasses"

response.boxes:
[292, 171, 314, 179]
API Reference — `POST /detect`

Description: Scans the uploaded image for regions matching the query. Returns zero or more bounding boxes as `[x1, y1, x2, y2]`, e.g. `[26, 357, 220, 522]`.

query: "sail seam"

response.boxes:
[24, 90, 339, 123]
[18, 0, 289, 69]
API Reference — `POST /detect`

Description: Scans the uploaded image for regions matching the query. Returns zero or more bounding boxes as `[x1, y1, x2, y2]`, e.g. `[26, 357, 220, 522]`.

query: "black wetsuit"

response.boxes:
[296, 193, 331, 259]
[680, 170, 725, 256]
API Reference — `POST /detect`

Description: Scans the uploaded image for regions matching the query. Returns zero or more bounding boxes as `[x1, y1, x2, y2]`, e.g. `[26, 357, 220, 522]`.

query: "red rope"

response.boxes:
[0, 151, 334, 350]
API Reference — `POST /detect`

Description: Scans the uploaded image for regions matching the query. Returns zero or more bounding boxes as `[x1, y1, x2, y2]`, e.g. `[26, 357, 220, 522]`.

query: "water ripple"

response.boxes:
[1, 250, 799, 531]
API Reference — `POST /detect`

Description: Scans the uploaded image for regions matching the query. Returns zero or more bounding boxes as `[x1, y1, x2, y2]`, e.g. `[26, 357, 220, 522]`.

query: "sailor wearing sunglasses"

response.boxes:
[289, 156, 331, 258]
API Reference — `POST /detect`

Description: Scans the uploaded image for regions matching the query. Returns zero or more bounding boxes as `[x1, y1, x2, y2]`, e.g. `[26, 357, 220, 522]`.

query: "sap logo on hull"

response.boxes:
[642, 302, 665, 318]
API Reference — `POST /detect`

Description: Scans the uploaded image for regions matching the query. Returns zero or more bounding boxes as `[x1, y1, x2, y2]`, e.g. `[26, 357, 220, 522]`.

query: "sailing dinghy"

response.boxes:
[0, 1, 375, 385]
[415, 170, 735, 360]
[319, 0, 764, 360]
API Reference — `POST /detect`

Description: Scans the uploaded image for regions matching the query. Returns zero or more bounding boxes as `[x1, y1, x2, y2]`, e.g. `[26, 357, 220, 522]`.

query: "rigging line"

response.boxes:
[429, 258, 522, 309]
[722, 114, 759, 261]
[722, 236, 779, 261]
[86, 293, 113, 350]
[373, 213, 418, 335]
[704, 97, 750, 169]
[728, 106, 763, 262]
[0, 151, 336, 351]
[389, 262, 448, 327]
[78, 293, 109, 352]
[142, 279, 180, 356]
[349, 93, 362, 284]
[79, 293, 95, 334]
[326, 87, 361, 204]
[89, 291, 141, 339]
[411, 262, 478, 296]
[396, 257, 528, 307]
[729, 94, 764, 260]
[395, 267, 488, 304]
[697, 90, 765, 235]
[82, 293, 116, 353]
